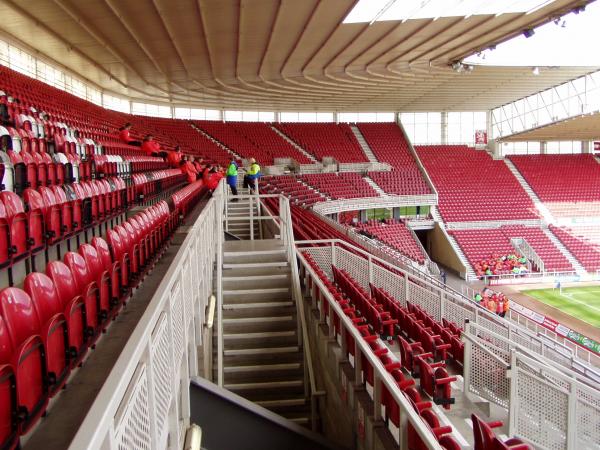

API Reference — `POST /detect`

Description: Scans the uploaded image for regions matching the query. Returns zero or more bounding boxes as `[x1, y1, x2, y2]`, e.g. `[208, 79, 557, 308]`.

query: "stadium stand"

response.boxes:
[509, 154, 600, 217]
[417, 145, 537, 222]
[259, 175, 326, 207]
[358, 123, 431, 196]
[274, 123, 369, 163]
[354, 219, 428, 265]
[550, 225, 600, 271]
[300, 173, 378, 200]
[450, 226, 575, 276]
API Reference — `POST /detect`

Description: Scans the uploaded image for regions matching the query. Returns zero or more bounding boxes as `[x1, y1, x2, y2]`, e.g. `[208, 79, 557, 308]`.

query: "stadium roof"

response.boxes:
[0, 0, 597, 111]
[499, 110, 600, 141]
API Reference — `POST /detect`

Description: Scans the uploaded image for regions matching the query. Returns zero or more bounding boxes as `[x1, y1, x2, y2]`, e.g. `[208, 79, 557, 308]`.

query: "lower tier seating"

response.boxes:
[550, 225, 600, 271]
[353, 219, 427, 264]
[300, 173, 378, 200]
[450, 226, 575, 276]
[0, 181, 206, 450]
[259, 176, 326, 207]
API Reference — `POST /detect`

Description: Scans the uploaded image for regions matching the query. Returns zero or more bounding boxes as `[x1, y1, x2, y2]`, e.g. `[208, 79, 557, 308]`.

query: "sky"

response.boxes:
[344, 0, 600, 67]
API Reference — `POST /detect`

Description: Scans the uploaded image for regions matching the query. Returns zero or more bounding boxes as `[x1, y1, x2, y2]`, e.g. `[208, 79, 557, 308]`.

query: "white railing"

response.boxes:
[295, 239, 600, 372]
[311, 194, 438, 215]
[297, 250, 444, 450]
[509, 351, 600, 450]
[510, 237, 544, 272]
[69, 181, 222, 450]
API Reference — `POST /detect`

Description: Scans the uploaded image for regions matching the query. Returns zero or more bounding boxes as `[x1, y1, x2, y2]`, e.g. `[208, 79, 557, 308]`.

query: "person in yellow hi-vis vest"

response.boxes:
[243, 158, 261, 193]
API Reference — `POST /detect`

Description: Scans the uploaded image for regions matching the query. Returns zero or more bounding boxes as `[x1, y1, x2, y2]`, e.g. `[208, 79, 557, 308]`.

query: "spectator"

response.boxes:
[166, 146, 182, 168]
[243, 158, 261, 192]
[226, 159, 239, 197]
[206, 166, 223, 191]
[193, 157, 203, 172]
[440, 270, 447, 285]
[0, 104, 11, 127]
[180, 156, 198, 184]
[118, 123, 141, 146]
[474, 292, 482, 303]
[502, 297, 510, 318]
[141, 134, 160, 157]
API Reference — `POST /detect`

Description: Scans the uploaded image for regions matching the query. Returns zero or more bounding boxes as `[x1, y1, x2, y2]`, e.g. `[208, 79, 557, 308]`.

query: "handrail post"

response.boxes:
[216, 184, 224, 387]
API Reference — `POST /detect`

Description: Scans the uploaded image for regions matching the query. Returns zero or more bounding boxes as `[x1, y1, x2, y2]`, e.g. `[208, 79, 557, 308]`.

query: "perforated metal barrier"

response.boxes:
[69, 183, 221, 450]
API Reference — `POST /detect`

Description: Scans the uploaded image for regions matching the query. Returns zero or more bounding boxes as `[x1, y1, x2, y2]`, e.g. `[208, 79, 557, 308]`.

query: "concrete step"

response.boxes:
[224, 379, 304, 395]
[222, 315, 297, 333]
[222, 261, 289, 270]
[222, 303, 296, 319]
[221, 330, 298, 349]
[222, 363, 303, 383]
[224, 345, 299, 357]
[222, 266, 290, 278]
[222, 273, 290, 290]
[223, 249, 286, 264]
[223, 287, 291, 302]
[350, 124, 378, 163]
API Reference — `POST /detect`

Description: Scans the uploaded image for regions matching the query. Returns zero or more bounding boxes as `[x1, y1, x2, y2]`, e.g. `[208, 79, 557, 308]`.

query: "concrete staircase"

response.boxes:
[270, 125, 319, 164]
[225, 196, 261, 240]
[542, 228, 587, 275]
[216, 239, 310, 425]
[350, 124, 379, 163]
[363, 175, 388, 197]
[504, 159, 555, 224]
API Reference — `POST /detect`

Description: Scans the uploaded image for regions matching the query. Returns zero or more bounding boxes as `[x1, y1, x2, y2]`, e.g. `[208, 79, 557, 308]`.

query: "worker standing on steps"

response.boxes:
[243, 158, 261, 193]
[226, 159, 239, 199]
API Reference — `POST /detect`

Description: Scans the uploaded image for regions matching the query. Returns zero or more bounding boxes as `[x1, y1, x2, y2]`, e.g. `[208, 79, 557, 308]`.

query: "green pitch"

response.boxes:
[522, 286, 600, 328]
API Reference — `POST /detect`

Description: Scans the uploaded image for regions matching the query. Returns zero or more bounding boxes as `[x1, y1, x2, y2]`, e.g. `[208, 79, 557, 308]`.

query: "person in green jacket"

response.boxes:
[474, 293, 483, 303]
[226, 159, 238, 197]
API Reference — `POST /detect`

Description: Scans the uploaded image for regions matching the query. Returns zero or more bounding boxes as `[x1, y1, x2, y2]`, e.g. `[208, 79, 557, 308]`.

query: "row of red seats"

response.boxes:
[300, 173, 378, 200]
[550, 225, 600, 271]
[259, 176, 326, 207]
[416, 145, 537, 222]
[509, 154, 600, 216]
[354, 219, 427, 264]
[274, 123, 369, 163]
[0, 189, 192, 449]
[302, 253, 462, 450]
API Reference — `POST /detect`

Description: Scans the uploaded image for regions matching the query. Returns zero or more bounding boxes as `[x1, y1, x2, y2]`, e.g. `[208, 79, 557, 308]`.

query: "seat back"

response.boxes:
[64, 251, 94, 291]
[45, 261, 79, 307]
[472, 414, 498, 450]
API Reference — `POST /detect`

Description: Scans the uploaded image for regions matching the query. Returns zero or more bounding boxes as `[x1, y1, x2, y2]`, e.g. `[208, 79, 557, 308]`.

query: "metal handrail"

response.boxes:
[296, 249, 443, 449]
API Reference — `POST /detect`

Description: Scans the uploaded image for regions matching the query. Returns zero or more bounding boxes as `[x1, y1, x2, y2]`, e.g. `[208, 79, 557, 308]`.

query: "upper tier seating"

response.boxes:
[354, 219, 427, 264]
[300, 173, 378, 200]
[509, 154, 600, 217]
[358, 123, 431, 196]
[130, 116, 233, 167]
[226, 122, 312, 165]
[416, 145, 537, 222]
[549, 225, 600, 271]
[274, 123, 369, 163]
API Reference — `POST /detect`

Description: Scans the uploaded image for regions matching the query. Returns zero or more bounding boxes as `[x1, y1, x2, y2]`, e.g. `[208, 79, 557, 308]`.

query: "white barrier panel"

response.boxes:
[296, 240, 600, 376]
[510, 351, 600, 450]
[68, 185, 222, 450]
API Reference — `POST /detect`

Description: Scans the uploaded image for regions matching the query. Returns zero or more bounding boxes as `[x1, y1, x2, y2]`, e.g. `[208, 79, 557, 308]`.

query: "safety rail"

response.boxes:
[296, 249, 444, 449]
[510, 237, 544, 272]
[295, 239, 600, 374]
[279, 195, 326, 431]
[312, 194, 437, 215]
[464, 318, 600, 449]
[68, 180, 222, 450]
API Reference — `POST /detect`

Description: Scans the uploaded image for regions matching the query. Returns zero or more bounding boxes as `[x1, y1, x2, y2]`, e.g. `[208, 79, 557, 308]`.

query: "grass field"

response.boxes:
[523, 286, 600, 328]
